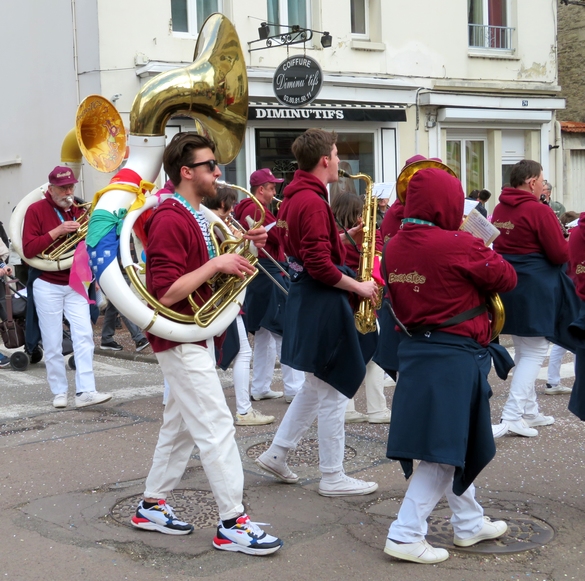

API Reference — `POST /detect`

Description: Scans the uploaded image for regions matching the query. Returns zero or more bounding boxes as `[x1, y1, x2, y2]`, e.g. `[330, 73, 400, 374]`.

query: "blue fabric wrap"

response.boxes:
[386, 332, 513, 496]
[87, 226, 119, 284]
[569, 301, 585, 420]
[242, 258, 289, 335]
[280, 263, 367, 398]
[373, 298, 401, 380]
[500, 253, 580, 351]
[216, 318, 240, 371]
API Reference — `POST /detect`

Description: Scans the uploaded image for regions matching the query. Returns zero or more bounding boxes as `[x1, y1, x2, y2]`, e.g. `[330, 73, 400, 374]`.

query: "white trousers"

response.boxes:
[33, 278, 95, 395]
[251, 327, 305, 397]
[501, 335, 549, 422]
[145, 341, 245, 521]
[345, 360, 388, 415]
[389, 462, 484, 543]
[233, 315, 253, 415]
[547, 343, 569, 386]
[273, 372, 347, 474]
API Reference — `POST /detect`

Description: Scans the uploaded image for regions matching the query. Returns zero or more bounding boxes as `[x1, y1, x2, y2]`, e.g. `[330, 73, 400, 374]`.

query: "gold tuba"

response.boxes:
[393, 159, 505, 340]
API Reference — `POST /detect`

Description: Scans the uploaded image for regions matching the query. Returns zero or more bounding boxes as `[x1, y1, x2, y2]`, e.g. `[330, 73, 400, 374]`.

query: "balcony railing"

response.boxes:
[469, 24, 514, 51]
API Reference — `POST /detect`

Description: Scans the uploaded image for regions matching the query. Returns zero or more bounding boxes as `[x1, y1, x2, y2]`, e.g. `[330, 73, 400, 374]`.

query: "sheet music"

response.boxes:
[460, 208, 500, 246]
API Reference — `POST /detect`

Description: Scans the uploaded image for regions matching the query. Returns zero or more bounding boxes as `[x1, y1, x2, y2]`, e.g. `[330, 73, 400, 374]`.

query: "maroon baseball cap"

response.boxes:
[250, 168, 284, 188]
[48, 166, 78, 186]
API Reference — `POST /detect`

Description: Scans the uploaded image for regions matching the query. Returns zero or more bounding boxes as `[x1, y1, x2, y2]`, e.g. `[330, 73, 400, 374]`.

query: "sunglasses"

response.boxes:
[184, 159, 219, 172]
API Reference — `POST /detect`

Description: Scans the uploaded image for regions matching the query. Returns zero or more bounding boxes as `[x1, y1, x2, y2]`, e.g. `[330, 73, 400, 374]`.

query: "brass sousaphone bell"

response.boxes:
[394, 159, 505, 340]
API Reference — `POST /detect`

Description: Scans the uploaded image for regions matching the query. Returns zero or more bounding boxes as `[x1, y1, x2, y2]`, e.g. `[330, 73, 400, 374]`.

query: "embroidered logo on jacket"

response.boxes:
[388, 271, 427, 285]
[277, 219, 288, 232]
[493, 220, 514, 235]
[576, 264, 585, 275]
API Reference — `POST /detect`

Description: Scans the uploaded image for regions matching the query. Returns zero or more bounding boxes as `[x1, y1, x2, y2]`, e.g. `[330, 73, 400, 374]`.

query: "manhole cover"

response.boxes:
[427, 515, 555, 554]
[247, 439, 357, 466]
[110, 489, 219, 530]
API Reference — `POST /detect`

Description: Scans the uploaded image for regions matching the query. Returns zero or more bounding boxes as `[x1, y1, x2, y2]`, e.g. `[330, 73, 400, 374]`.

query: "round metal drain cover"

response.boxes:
[247, 439, 356, 467]
[426, 515, 555, 554]
[110, 489, 218, 530]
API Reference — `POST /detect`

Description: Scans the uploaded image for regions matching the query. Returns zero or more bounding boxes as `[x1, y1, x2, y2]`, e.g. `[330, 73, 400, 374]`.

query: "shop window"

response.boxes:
[267, 0, 311, 36]
[468, 0, 513, 51]
[351, 0, 368, 38]
[446, 139, 486, 195]
[171, 0, 222, 35]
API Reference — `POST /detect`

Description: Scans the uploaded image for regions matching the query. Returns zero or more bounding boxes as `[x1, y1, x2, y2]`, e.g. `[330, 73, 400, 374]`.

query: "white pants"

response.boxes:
[501, 335, 549, 422]
[345, 360, 388, 415]
[145, 341, 245, 521]
[273, 372, 347, 474]
[389, 462, 484, 543]
[251, 327, 305, 397]
[547, 344, 568, 386]
[233, 315, 253, 415]
[33, 278, 95, 395]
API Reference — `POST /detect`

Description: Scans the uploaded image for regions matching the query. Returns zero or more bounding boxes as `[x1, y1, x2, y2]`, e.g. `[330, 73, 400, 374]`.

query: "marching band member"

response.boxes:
[131, 133, 283, 556]
[382, 167, 515, 564]
[256, 129, 380, 496]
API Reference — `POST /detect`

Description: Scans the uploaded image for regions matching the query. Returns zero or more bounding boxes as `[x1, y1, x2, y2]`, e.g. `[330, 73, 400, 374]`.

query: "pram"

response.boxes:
[0, 276, 75, 371]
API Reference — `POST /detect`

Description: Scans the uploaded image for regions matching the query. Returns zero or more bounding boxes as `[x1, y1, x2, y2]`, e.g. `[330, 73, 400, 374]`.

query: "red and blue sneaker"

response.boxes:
[131, 499, 194, 535]
[213, 514, 283, 556]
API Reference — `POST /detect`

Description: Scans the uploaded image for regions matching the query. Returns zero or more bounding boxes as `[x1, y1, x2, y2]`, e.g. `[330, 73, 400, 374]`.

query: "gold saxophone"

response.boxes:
[339, 169, 382, 334]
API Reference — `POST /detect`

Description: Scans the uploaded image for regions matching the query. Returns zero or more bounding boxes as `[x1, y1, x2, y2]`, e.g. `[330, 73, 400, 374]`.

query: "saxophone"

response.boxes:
[338, 169, 382, 334]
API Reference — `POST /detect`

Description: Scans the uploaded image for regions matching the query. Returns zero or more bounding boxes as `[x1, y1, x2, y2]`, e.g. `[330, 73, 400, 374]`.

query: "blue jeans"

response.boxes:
[101, 301, 145, 343]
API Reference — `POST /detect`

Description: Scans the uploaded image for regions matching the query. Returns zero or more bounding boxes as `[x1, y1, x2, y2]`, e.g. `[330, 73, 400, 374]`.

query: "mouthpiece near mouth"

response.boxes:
[65, 196, 74, 204]
[338, 170, 350, 178]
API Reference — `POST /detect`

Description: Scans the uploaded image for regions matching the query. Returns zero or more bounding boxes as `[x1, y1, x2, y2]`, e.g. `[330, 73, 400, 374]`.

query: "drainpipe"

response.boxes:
[554, 120, 563, 208]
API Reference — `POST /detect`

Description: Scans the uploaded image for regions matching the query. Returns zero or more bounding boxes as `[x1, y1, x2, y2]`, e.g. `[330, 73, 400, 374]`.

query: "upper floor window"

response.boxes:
[351, 0, 369, 38]
[267, 0, 311, 36]
[468, 0, 513, 51]
[171, 0, 222, 35]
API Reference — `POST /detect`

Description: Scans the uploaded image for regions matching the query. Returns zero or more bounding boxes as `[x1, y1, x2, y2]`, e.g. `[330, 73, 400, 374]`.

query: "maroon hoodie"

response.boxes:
[384, 168, 517, 346]
[277, 170, 345, 286]
[233, 197, 283, 260]
[492, 187, 568, 264]
[569, 212, 585, 300]
[380, 199, 404, 242]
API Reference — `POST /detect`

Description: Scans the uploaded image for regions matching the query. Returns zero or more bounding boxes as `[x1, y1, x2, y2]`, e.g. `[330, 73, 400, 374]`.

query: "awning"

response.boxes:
[248, 100, 406, 122]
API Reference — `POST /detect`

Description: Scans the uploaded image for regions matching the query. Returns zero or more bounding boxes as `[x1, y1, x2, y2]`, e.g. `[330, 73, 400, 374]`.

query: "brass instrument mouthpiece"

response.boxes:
[338, 169, 350, 179]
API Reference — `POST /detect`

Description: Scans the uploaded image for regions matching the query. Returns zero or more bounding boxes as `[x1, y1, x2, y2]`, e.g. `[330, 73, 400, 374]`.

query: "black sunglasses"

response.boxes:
[184, 159, 219, 172]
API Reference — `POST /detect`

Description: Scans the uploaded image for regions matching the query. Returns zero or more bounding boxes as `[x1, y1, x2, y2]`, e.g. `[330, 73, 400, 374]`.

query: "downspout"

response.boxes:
[414, 87, 423, 155]
[71, 0, 81, 103]
[554, 120, 563, 208]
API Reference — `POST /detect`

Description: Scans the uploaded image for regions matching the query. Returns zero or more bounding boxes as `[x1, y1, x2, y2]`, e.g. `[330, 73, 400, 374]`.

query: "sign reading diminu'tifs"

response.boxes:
[272, 56, 323, 107]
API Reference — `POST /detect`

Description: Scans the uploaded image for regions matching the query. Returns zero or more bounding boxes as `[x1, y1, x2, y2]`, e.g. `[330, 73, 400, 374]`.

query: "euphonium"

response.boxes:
[339, 169, 381, 335]
[394, 159, 505, 340]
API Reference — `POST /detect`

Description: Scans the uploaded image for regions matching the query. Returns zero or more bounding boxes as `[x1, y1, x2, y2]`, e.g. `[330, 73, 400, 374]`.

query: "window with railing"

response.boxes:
[468, 0, 513, 51]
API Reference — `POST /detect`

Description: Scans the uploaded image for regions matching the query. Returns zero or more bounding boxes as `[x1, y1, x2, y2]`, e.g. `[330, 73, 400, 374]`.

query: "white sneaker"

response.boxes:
[453, 516, 507, 547]
[492, 421, 508, 439]
[368, 409, 391, 424]
[53, 393, 68, 409]
[345, 410, 368, 423]
[523, 413, 555, 427]
[318, 473, 378, 497]
[384, 538, 449, 564]
[256, 451, 299, 484]
[284, 394, 295, 403]
[506, 418, 538, 437]
[234, 408, 275, 426]
[544, 383, 572, 395]
[75, 391, 113, 408]
[250, 389, 283, 401]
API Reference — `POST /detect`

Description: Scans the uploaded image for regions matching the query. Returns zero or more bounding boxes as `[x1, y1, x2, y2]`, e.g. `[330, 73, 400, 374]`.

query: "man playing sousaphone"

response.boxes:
[130, 132, 283, 556]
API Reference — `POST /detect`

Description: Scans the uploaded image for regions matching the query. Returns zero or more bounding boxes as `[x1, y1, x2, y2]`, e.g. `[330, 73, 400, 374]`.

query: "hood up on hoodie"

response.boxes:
[403, 168, 464, 231]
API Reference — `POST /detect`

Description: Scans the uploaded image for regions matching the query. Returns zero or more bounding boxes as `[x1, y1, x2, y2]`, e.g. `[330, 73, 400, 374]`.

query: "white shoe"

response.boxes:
[453, 517, 507, 547]
[345, 410, 368, 423]
[544, 383, 572, 395]
[75, 391, 113, 408]
[492, 421, 508, 439]
[523, 413, 554, 427]
[234, 407, 275, 426]
[384, 538, 449, 564]
[250, 389, 283, 401]
[284, 395, 295, 403]
[506, 418, 538, 437]
[368, 409, 391, 424]
[256, 451, 299, 484]
[53, 393, 68, 409]
[318, 473, 378, 497]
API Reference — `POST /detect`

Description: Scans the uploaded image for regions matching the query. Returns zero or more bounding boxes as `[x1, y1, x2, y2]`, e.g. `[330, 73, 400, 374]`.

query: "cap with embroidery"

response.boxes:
[250, 168, 284, 187]
[48, 166, 78, 186]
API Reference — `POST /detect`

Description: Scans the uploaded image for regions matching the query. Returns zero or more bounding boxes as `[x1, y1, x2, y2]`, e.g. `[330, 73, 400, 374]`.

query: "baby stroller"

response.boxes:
[0, 276, 75, 371]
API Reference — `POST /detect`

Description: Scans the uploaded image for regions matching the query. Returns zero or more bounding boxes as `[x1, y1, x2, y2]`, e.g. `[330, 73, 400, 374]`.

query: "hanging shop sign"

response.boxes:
[272, 56, 323, 107]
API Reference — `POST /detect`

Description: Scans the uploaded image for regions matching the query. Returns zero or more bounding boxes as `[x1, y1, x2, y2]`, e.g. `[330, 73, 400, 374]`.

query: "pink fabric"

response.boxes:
[68, 241, 94, 303]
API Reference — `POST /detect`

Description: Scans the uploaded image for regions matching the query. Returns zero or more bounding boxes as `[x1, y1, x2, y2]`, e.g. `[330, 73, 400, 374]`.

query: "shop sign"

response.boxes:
[272, 56, 323, 107]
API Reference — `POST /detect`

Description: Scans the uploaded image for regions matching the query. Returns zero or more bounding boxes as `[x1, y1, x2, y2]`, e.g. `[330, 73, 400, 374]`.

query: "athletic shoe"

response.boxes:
[256, 451, 299, 483]
[53, 393, 68, 408]
[544, 383, 572, 395]
[235, 408, 275, 426]
[0, 354, 10, 368]
[251, 389, 283, 401]
[492, 421, 508, 439]
[284, 394, 295, 403]
[75, 391, 112, 408]
[135, 338, 150, 352]
[318, 473, 378, 497]
[368, 409, 391, 424]
[453, 516, 507, 547]
[131, 500, 194, 535]
[212, 514, 283, 555]
[523, 413, 555, 427]
[345, 410, 368, 423]
[506, 418, 538, 437]
[384, 538, 449, 564]
[100, 340, 123, 351]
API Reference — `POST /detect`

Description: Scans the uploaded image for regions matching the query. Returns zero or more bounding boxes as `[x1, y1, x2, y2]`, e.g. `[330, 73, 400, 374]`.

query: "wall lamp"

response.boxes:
[249, 22, 332, 51]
